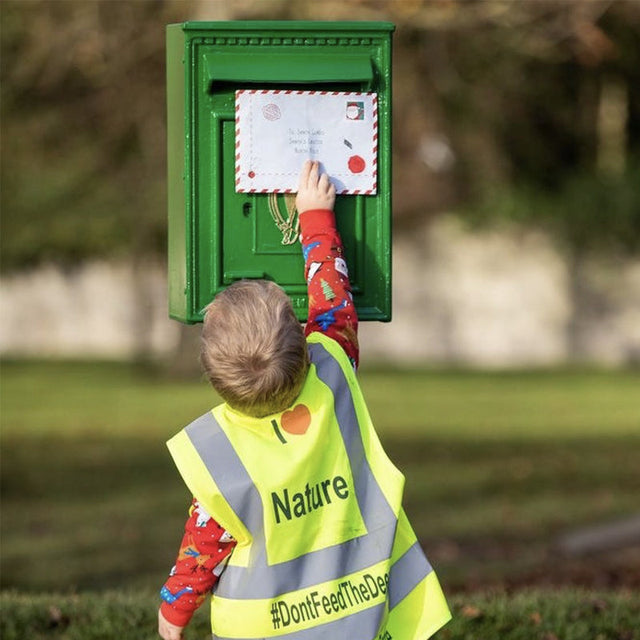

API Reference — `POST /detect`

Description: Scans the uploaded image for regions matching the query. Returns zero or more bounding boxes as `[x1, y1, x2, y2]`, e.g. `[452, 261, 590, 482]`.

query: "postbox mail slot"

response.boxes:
[205, 52, 374, 84]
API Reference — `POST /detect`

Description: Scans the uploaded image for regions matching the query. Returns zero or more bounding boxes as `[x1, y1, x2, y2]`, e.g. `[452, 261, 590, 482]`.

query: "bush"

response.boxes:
[1, 589, 638, 640]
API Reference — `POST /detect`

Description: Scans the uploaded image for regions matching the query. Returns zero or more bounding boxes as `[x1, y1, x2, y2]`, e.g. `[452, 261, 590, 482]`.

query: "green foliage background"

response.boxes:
[2, 0, 640, 270]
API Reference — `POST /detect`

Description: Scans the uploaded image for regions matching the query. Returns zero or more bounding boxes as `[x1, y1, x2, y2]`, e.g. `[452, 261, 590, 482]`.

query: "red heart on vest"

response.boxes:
[281, 404, 311, 435]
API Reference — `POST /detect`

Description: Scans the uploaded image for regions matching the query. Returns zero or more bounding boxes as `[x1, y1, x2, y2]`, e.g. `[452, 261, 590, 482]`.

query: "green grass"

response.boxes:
[1, 360, 639, 636]
[1, 589, 638, 640]
[0, 360, 217, 436]
[359, 367, 640, 438]
[3, 360, 639, 438]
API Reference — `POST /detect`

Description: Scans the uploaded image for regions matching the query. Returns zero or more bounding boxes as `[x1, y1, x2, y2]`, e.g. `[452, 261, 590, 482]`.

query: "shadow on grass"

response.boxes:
[2, 431, 639, 594]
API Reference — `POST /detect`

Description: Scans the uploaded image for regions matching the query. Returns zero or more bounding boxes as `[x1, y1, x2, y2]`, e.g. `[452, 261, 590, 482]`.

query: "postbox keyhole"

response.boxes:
[242, 202, 252, 217]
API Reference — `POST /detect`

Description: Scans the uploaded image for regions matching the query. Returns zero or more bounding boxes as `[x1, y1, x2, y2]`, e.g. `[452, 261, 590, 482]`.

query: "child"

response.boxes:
[159, 161, 450, 640]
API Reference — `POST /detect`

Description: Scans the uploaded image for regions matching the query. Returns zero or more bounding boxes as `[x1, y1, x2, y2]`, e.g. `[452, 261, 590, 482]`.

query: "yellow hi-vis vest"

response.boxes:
[167, 333, 450, 640]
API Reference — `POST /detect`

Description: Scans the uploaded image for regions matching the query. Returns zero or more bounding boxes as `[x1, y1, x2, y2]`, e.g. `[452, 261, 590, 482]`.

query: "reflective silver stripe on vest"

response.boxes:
[212, 602, 386, 640]
[388, 541, 432, 609]
[184, 340, 433, 622]
[184, 411, 267, 567]
[186, 413, 396, 599]
[210, 547, 432, 640]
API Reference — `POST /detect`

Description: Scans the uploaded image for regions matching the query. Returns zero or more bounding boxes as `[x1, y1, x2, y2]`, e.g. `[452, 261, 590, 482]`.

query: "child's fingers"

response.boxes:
[318, 171, 333, 195]
[308, 160, 319, 187]
[298, 159, 312, 191]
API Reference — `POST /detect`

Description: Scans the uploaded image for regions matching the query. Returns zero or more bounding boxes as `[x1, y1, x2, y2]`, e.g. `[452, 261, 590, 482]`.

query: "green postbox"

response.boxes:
[167, 21, 394, 323]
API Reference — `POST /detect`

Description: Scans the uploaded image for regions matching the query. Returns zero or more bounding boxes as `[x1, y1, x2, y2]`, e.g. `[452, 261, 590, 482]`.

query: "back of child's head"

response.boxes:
[201, 280, 308, 418]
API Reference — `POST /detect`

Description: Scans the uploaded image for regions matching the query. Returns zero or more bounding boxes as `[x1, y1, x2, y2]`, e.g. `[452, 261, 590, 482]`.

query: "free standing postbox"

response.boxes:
[167, 21, 394, 323]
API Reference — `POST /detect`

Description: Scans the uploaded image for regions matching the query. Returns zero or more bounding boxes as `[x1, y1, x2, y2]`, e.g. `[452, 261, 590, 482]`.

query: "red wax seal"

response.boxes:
[348, 155, 366, 174]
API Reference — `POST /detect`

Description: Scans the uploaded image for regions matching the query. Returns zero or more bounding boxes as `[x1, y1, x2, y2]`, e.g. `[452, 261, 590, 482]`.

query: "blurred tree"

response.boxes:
[1, 0, 190, 269]
[387, 1, 639, 221]
[1, 0, 639, 272]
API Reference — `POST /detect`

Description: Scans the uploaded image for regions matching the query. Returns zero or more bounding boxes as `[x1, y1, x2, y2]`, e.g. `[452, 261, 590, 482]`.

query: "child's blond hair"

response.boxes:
[200, 280, 309, 418]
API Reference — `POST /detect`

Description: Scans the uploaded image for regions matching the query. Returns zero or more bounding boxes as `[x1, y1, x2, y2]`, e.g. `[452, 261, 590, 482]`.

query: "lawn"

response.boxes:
[1, 360, 639, 637]
[1, 589, 638, 640]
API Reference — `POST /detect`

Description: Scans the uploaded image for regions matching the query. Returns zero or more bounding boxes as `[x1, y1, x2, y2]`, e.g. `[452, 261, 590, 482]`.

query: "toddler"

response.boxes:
[158, 160, 449, 640]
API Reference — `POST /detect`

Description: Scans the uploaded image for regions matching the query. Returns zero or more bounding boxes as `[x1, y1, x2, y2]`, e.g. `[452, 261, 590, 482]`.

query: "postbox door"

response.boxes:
[167, 22, 394, 323]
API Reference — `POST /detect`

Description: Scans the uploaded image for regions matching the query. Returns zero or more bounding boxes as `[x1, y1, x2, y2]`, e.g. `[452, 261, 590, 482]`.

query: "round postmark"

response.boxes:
[262, 103, 281, 121]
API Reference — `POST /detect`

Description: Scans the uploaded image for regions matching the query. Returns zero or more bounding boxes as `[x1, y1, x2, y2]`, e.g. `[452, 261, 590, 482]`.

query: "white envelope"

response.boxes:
[235, 90, 378, 195]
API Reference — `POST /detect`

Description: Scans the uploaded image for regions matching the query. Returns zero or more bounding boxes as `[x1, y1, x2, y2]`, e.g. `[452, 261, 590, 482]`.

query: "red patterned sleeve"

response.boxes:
[299, 209, 359, 369]
[160, 499, 236, 627]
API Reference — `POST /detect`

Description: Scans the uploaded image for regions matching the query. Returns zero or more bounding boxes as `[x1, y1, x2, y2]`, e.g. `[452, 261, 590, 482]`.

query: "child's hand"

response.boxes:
[158, 609, 184, 640]
[296, 160, 336, 213]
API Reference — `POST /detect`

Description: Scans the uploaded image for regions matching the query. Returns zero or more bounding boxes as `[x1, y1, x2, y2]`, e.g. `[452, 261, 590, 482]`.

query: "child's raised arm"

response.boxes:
[296, 161, 359, 369]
